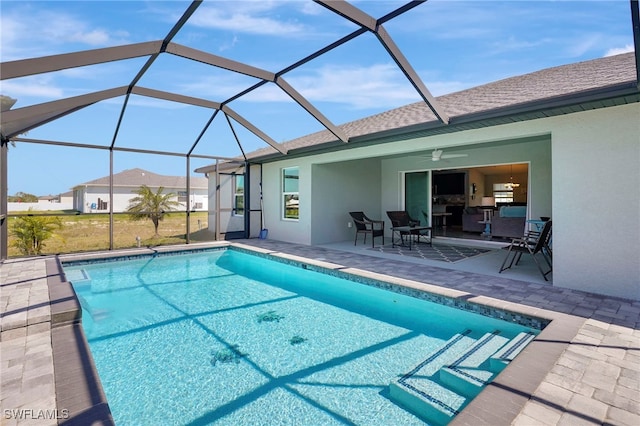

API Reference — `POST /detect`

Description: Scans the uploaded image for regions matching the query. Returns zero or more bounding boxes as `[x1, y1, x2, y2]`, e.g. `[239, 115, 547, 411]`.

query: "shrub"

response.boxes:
[10, 211, 63, 255]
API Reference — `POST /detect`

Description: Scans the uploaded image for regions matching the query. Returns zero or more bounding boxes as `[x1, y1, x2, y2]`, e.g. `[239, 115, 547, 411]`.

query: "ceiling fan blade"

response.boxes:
[416, 150, 467, 162]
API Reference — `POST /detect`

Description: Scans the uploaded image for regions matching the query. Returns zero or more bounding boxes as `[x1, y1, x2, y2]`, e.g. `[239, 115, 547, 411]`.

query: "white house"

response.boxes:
[72, 168, 209, 213]
[198, 52, 640, 301]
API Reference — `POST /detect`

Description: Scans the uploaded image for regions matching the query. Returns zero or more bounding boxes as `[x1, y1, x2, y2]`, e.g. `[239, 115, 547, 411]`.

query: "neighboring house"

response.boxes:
[72, 168, 209, 213]
[59, 191, 73, 205]
[38, 195, 58, 203]
[198, 52, 640, 301]
[7, 194, 74, 212]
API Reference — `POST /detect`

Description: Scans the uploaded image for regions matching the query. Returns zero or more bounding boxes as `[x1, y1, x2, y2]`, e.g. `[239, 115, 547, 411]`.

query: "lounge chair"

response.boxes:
[348, 212, 385, 247]
[499, 220, 552, 280]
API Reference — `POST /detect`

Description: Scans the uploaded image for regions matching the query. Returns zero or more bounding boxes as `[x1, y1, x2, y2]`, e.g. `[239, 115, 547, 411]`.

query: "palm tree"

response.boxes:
[126, 185, 180, 236]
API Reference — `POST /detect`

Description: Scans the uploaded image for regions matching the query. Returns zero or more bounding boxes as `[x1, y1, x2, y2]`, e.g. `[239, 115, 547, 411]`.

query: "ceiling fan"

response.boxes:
[425, 149, 468, 162]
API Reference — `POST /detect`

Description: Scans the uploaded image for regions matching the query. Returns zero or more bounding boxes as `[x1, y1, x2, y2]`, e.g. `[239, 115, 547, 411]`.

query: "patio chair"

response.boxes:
[348, 212, 385, 247]
[499, 220, 552, 281]
[386, 210, 420, 228]
[386, 210, 431, 247]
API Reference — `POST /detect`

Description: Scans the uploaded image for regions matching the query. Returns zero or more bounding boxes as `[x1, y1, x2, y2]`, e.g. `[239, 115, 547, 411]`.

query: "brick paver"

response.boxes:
[1, 258, 58, 426]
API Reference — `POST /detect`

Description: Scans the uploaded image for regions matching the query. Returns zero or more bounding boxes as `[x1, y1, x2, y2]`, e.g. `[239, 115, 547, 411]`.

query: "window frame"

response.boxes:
[493, 183, 514, 204]
[282, 166, 299, 221]
[233, 174, 244, 217]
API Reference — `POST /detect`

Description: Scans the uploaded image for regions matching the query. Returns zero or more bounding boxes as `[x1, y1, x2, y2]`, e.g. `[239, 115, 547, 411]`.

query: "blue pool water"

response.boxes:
[64, 249, 539, 425]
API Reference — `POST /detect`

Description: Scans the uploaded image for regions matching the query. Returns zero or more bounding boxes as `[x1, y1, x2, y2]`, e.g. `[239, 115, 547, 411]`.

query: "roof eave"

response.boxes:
[251, 81, 640, 163]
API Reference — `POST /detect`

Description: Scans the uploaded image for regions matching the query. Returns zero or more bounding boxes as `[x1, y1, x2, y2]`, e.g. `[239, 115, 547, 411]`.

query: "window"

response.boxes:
[493, 183, 514, 203]
[282, 167, 299, 220]
[234, 175, 244, 216]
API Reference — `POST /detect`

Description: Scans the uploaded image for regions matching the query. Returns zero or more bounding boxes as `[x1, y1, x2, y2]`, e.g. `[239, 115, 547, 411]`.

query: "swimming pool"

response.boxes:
[63, 248, 543, 425]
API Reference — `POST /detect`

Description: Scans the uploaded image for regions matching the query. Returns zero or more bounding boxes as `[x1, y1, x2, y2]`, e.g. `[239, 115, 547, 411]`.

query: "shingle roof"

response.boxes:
[246, 52, 638, 160]
[73, 168, 208, 189]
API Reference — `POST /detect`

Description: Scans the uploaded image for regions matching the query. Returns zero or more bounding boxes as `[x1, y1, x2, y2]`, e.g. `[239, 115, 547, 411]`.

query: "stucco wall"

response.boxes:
[550, 104, 640, 300]
[311, 159, 382, 245]
[7, 202, 74, 212]
[262, 160, 312, 245]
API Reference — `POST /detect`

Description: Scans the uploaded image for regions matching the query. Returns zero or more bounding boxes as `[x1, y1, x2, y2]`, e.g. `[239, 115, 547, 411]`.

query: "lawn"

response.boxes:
[7, 211, 210, 258]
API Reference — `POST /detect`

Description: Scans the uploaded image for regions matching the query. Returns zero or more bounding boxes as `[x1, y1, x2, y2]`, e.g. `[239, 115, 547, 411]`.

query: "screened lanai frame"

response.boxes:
[1, 1, 640, 260]
[0, 0, 454, 259]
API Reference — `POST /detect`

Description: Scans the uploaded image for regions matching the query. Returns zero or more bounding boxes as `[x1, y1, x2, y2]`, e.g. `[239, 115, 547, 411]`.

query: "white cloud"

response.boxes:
[219, 35, 239, 53]
[0, 80, 64, 100]
[299, 1, 324, 16]
[565, 34, 603, 58]
[177, 73, 268, 101]
[605, 44, 635, 57]
[291, 64, 417, 108]
[178, 62, 473, 110]
[189, 5, 307, 36]
[39, 13, 110, 45]
[0, 6, 129, 60]
[273, 63, 419, 109]
[488, 37, 551, 56]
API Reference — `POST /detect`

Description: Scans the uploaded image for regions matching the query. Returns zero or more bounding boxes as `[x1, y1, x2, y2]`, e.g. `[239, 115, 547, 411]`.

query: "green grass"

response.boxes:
[7, 211, 210, 258]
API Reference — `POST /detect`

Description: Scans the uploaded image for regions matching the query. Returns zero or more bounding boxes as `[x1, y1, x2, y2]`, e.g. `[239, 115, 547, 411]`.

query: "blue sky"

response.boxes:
[0, 0, 635, 196]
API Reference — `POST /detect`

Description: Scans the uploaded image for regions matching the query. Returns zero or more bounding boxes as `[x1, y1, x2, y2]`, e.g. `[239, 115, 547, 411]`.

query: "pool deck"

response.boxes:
[1, 239, 638, 425]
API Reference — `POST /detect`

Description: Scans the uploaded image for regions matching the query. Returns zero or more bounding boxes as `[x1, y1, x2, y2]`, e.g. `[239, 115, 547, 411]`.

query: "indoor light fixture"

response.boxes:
[506, 164, 520, 190]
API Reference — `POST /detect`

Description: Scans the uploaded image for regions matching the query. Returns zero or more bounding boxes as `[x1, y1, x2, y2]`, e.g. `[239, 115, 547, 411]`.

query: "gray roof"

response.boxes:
[73, 168, 208, 190]
[245, 52, 638, 161]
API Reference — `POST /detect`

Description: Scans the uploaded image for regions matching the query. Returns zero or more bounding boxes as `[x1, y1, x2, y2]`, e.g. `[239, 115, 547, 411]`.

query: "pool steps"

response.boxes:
[390, 330, 536, 425]
[489, 331, 536, 372]
[65, 269, 91, 290]
[439, 331, 508, 397]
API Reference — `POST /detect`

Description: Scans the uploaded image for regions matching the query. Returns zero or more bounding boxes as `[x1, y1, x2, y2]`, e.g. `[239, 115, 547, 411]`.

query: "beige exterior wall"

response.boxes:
[550, 104, 639, 300]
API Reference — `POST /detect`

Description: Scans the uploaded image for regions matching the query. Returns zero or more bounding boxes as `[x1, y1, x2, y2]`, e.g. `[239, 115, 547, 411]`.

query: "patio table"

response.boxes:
[391, 225, 432, 249]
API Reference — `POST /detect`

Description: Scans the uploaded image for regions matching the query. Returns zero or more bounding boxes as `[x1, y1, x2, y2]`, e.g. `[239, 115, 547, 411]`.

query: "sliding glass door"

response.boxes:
[405, 171, 430, 225]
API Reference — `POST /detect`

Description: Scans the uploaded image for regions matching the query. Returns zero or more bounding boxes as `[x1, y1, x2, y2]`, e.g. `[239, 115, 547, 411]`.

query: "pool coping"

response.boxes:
[46, 258, 113, 425]
[49, 242, 584, 425]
